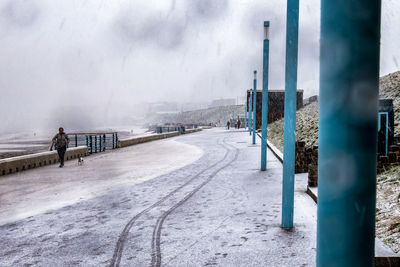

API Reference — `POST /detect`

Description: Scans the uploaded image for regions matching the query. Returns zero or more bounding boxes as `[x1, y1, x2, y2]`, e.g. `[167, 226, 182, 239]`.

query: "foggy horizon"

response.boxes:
[1, 0, 399, 133]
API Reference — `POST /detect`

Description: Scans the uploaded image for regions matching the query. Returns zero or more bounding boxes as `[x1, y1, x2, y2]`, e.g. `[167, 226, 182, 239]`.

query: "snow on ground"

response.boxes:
[267, 71, 400, 253]
[268, 70, 400, 152]
[376, 165, 400, 253]
[268, 101, 319, 152]
[0, 139, 203, 225]
[0, 125, 150, 159]
[152, 105, 246, 126]
[0, 129, 317, 266]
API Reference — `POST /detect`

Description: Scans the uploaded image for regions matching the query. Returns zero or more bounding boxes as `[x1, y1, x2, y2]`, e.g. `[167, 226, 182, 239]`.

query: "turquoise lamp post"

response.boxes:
[249, 89, 253, 136]
[317, 0, 381, 266]
[261, 21, 270, 171]
[252, 71, 257, 145]
[282, 0, 299, 229]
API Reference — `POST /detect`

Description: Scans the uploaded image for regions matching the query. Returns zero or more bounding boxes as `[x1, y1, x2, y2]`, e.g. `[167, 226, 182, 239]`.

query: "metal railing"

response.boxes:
[155, 124, 198, 134]
[68, 132, 118, 154]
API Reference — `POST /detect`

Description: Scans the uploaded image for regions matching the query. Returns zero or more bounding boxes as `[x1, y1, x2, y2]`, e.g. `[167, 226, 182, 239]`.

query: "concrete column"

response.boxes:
[317, 1, 381, 266]
[261, 21, 270, 171]
[282, 0, 299, 228]
[252, 71, 257, 144]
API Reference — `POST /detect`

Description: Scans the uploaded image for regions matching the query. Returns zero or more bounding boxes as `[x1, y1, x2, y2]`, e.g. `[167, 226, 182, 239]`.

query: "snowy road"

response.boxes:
[0, 129, 316, 267]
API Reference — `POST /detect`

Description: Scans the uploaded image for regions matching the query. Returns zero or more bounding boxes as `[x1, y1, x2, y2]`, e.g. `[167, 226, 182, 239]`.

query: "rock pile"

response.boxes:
[294, 141, 319, 187]
[268, 70, 400, 151]
[267, 70, 400, 253]
[377, 145, 400, 174]
[267, 101, 319, 152]
[376, 164, 400, 253]
[379, 70, 400, 135]
[294, 141, 307, 173]
[308, 147, 318, 187]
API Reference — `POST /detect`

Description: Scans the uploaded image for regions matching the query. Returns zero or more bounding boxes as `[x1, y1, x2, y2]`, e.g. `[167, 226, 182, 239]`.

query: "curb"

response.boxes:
[0, 128, 203, 178]
[306, 186, 318, 204]
[257, 134, 400, 262]
[256, 132, 283, 163]
[0, 146, 89, 177]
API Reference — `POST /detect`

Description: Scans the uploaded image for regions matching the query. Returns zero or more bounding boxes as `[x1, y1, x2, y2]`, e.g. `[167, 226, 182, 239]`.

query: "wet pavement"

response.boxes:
[0, 128, 316, 267]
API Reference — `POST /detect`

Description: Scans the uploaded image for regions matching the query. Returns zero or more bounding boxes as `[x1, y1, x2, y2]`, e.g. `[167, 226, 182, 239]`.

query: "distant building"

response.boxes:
[180, 102, 209, 112]
[209, 98, 236, 108]
[247, 89, 304, 129]
[148, 102, 179, 114]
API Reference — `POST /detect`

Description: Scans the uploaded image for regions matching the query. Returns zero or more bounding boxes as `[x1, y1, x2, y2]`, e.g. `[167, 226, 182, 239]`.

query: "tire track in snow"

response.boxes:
[150, 141, 239, 267]
[109, 138, 231, 267]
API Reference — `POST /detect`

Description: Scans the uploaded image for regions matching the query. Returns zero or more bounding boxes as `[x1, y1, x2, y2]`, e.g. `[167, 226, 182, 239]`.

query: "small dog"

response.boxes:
[78, 157, 84, 165]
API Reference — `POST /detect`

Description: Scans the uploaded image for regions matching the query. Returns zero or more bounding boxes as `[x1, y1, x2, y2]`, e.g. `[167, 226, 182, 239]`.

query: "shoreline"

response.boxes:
[0, 126, 149, 160]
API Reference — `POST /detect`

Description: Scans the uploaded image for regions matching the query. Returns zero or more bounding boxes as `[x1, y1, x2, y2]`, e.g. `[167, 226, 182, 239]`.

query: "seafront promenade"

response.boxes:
[0, 128, 318, 266]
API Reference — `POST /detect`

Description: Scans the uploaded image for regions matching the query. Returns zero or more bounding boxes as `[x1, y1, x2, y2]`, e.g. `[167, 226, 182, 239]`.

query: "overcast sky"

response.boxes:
[0, 0, 399, 133]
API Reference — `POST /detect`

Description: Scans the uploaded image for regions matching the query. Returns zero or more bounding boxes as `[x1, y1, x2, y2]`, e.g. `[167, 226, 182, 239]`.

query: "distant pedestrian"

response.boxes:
[237, 120, 241, 129]
[50, 127, 70, 168]
[227, 121, 230, 130]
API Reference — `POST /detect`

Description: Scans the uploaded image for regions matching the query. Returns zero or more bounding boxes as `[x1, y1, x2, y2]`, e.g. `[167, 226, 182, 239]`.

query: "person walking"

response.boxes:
[227, 121, 230, 130]
[50, 127, 70, 168]
[237, 119, 241, 129]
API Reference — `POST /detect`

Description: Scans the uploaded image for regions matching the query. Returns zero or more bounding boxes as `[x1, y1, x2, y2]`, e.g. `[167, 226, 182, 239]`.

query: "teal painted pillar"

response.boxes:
[252, 71, 257, 144]
[244, 100, 247, 129]
[317, 1, 381, 266]
[249, 90, 252, 135]
[281, 0, 299, 228]
[261, 21, 270, 171]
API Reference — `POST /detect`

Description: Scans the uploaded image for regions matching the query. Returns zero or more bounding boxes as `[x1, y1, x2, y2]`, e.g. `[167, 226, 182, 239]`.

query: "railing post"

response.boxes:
[261, 21, 270, 171]
[282, 0, 299, 229]
[317, 1, 381, 266]
[103, 134, 106, 151]
[75, 134, 78, 147]
[89, 135, 93, 154]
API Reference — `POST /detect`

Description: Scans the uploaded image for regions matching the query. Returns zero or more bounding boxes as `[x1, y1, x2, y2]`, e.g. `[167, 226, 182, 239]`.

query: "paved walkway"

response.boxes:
[0, 140, 203, 225]
[0, 129, 316, 267]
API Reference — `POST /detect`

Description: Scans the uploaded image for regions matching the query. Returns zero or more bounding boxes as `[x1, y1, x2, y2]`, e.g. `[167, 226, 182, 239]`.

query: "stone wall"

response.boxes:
[296, 137, 400, 187]
[0, 128, 203, 177]
[118, 132, 181, 148]
[294, 141, 318, 187]
[294, 141, 307, 173]
[247, 90, 304, 130]
[118, 128, 202, 148]
[377, 145, 400, 174]
[308, 148, 318, 187]
[0, 146, 89, 176]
